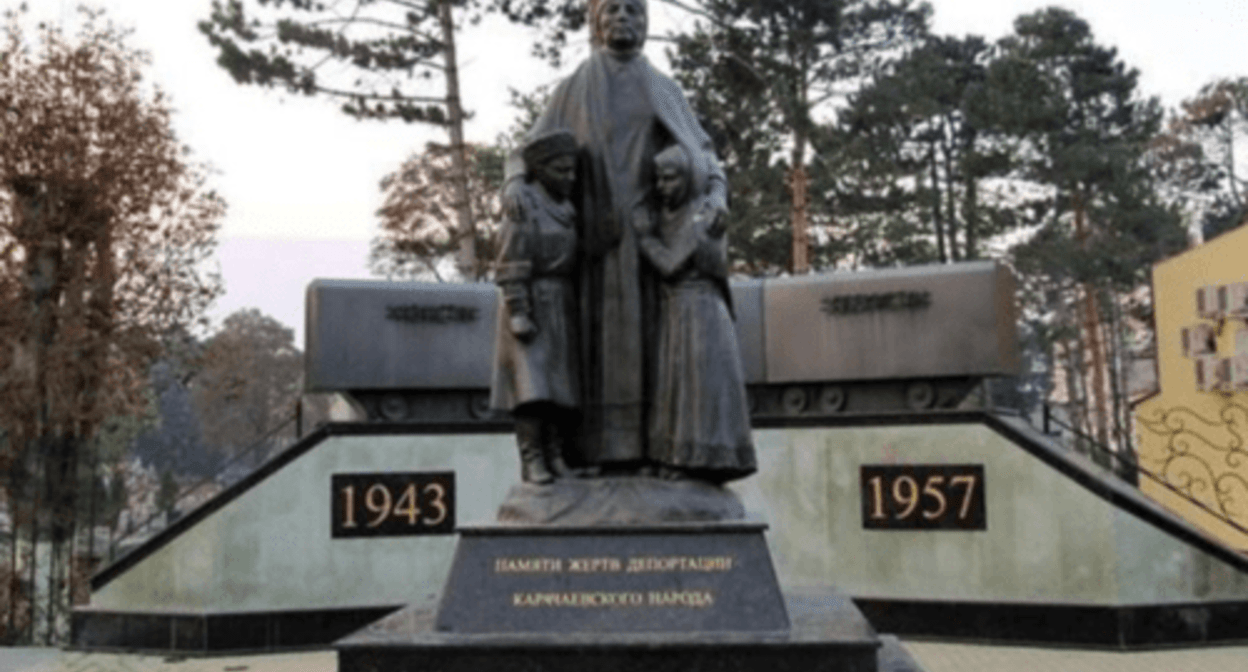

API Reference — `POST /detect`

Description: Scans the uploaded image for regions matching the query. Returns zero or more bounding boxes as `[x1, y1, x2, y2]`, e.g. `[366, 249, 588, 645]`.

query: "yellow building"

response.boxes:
[1136, 224, 1248, 548]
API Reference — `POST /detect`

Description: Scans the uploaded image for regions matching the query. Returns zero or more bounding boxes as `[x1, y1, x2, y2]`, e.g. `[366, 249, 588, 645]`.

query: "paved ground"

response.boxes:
[904, 640, 1248, 672]
[0, 649, 336, 672]
[6, 642, 1248, 672]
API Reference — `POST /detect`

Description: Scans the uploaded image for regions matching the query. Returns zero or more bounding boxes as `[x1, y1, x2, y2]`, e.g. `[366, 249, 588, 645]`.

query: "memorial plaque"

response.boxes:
[332, 472, 455, 538]
[434, 524, 789, 634]
[860, 465, 985, 530]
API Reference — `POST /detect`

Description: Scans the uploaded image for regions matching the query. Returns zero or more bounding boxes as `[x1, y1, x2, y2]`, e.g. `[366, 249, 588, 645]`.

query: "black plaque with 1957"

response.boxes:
[860, 464, 985, 530]
[332, 472, 455, 538]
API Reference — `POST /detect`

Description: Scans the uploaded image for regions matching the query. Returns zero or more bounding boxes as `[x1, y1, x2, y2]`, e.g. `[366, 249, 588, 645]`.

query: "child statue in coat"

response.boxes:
[490, 130, 582, 484]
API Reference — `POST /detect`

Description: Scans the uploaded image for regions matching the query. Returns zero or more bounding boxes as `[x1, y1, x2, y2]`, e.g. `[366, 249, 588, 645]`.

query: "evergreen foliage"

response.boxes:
[200, 0, 484, 275]
[666, 0, 931, 273]
[988, 8, 1183, 451]
[836, 35, 1024, 264]
[199, 0, 463, 123]
[989, 8, 1184, 293]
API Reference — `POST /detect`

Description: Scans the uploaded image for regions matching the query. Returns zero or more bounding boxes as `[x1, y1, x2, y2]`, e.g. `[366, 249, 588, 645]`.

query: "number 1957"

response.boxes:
[860, 465, 985, 530]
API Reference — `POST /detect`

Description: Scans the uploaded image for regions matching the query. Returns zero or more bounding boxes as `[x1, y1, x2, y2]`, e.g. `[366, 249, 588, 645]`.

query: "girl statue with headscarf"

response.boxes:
[634, 145, 756, 483]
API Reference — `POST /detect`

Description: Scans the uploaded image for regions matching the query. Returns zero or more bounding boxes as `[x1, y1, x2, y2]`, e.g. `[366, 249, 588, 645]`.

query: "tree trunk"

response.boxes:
[789, 162, 809, 273]
[1106, 289, 1137, 480]
[1072, 191, 1111, 449]
[788, 46, 810, 275]
[1055, 287, 1090, 453]
[1084, 289, 1111, 449]
[86, 449, 97, 575]
[963, 170, 978, 260]
[941, 136, 959, 260]
[44, 435, 76, 643]
[438, 0, 475, 280]
[928, 146, 946, 262]
[26, 483, 39, 644]
[4, 472, 17, 642]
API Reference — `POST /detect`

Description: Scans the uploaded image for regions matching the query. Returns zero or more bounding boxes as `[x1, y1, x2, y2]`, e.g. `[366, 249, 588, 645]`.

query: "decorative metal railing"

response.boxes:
[1135, 401, 1248, 539]
[1038, 402, 1248, 542]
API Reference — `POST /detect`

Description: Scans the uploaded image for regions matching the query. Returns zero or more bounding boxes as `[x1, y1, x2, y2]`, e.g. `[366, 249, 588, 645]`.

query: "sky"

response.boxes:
[24, 0, 1248, 344]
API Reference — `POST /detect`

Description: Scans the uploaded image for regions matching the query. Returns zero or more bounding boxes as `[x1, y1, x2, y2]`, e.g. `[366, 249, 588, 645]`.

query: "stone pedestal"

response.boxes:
[336, 523, 882, 672]
[496, 477, 747, 526]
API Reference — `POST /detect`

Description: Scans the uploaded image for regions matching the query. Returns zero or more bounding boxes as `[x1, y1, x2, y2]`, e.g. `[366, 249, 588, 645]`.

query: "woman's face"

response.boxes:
[656, 162, 688, 207]
[537, 154, 577, 200]
[597, 0, 646, 54]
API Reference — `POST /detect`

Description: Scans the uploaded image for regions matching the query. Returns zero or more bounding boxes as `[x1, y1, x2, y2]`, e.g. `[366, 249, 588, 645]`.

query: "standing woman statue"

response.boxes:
[490, 130, 582, 483]
[503, 0, 729, 472]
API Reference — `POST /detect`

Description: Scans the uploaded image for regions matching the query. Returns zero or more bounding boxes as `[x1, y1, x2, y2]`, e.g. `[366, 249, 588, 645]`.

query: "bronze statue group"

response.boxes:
[489, 0, 755, 487]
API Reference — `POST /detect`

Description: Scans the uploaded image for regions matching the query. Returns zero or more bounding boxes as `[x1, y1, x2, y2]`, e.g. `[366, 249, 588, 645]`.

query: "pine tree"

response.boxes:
[200, 0, 482, 276]
[990, 8, 1184, 452]
[667, 0, 930, 273]
[836, 34, 1025, 265]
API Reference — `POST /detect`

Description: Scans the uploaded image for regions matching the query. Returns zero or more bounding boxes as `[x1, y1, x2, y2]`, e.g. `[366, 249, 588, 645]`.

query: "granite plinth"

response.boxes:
[434, 523, 786, 634]
[497, 477, 746, 525]
[336, 523, 882, 672]
[337, 592, 881, 672]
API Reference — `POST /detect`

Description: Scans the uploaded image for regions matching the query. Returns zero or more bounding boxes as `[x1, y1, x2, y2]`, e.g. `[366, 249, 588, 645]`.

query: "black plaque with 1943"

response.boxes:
[860, 464, 985, 530]
[332, 472, 455, 538]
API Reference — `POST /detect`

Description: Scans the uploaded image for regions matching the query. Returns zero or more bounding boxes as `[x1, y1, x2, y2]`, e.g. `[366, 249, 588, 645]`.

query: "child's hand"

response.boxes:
[706, 210, 726, 238]
[509, 314, 538, 342]
[694, 200, 726, 238]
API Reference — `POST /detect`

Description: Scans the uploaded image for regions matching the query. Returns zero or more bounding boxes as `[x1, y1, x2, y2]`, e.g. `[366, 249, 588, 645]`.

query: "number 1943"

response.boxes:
[332, 472, 455, 538]
[860, 465, 985, 530]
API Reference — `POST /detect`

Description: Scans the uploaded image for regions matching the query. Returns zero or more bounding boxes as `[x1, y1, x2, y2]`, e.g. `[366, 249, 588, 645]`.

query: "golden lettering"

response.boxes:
[950, 474, 977, 520]
[394, 483, 421, 525]
[364, 483, 391, 528]
[922, 475, 947, 520]
[646, 590, 715, 608]
[868, 476, 886, 520]
[625, 556, 734, 573]
[341, 486, 357, 528]
[511, 591, 645, 607]
[422, 482, 449, 526]
[566, 557, 623, 573]
[494, 557, 564, 573]
[892, 476, 919, 519]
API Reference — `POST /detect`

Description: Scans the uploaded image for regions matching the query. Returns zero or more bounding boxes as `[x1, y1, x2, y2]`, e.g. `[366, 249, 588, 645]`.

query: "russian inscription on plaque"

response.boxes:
[821, 290, 932, 316]
[385, 303, 479, 324]
[860, 465, 985, 530]
[433, 526, 789, 634]
[331, 472, 455, 538]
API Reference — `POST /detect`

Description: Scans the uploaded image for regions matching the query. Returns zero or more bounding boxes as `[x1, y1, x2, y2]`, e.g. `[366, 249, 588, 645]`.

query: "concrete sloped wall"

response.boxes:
[93, 421, 1248, 613]
[736, 424, 1248, 605]
[92, 433, 519, 612]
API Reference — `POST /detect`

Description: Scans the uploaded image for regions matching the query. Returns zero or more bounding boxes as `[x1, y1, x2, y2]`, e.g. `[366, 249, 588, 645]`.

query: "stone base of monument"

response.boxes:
[336, 523, 882, 672]
[497, 476, 748, 526]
